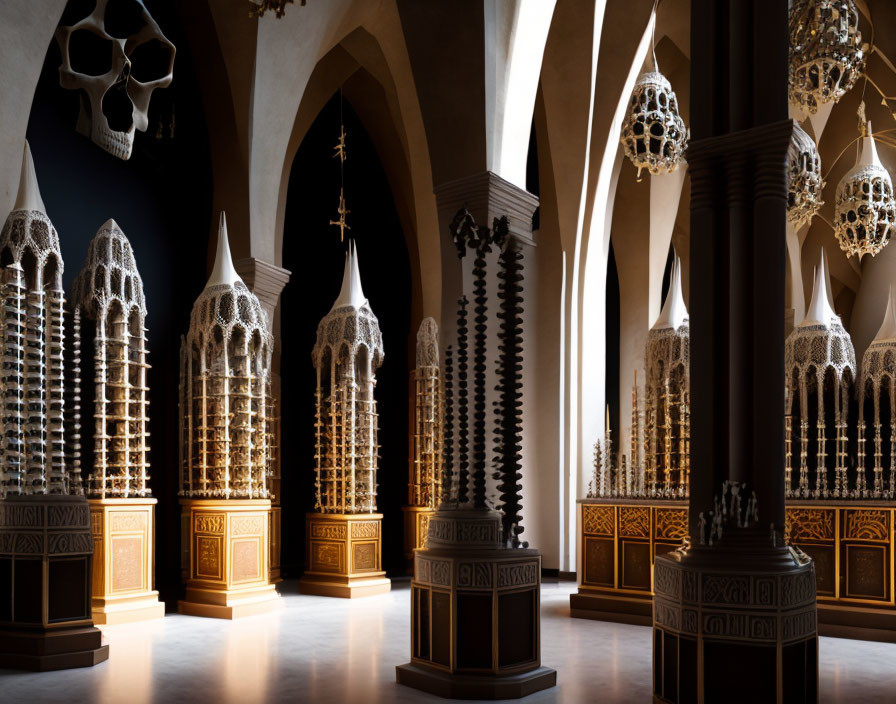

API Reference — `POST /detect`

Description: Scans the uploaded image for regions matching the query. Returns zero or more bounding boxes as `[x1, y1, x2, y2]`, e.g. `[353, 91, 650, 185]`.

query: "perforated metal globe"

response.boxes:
[620, 71, 688, 176]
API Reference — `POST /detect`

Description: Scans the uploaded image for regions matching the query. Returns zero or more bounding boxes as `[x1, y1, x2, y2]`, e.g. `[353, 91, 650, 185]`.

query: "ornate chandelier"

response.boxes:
[834, 123, 895, 259]
[788, 122, 824, 229]
[620, 64, 688, 176]
[789, 0, 865, 116]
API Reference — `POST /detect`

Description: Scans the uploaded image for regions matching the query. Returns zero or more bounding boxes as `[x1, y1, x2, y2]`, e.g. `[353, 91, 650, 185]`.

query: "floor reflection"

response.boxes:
[2, 581, 895, 703]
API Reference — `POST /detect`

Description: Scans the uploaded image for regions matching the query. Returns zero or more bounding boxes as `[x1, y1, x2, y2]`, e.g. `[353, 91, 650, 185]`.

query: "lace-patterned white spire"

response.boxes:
[0, 141, 68, 497]
[312, 243, 384, 513]
[785, 248, 856, 499]
[652, 254, 688, 331]
[179, 211, 273, 499]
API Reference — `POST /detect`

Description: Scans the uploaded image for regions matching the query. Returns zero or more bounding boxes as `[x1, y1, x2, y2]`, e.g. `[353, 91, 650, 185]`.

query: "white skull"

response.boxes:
[55, 0, 175, 160]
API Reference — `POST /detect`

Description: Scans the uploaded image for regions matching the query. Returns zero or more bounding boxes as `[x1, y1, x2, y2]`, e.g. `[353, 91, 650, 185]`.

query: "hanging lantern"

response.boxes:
[789, 0, 865, 116]
[834, 123, 895, 259]
[620, 67, 688, 176]
[788, 122, 824, 229]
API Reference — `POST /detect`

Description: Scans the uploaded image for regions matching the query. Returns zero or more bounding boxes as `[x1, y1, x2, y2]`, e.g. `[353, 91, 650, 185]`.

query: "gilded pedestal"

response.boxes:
[0, 495, 109, 671]
[89, 498, 164, 625]
[402, 505, 434, 572]
[396, 507, 556, 699]
[178, 498, 279, 619]
[300, 512, 390, 598]
[270, 503, 282, 583]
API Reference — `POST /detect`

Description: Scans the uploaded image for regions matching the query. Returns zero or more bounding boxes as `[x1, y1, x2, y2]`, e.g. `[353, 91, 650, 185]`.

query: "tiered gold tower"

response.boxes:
[402, 317, 442, 568]
[177, 212, 279, 618]
[301, 243, 390, 598]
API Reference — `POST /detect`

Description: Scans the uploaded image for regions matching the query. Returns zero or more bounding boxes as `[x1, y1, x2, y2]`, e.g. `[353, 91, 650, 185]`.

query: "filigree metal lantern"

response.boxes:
[620, 67, 689, 176]
[788, 122, 825, 229]
[789, 0, 865, 116]
[834, 123, 895, 259]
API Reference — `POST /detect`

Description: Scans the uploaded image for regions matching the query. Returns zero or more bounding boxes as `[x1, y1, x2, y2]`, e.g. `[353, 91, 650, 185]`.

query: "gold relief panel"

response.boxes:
[111, 535, 144, 592]
[232, 539, 261, 583]
[312, 542, 342, 572]
[91, 511, 103, 537]
[311, 522, 347, 540]
[353, 542, 378, 571]
[787, 508, 835, 542]
[196, 536, 223, 579]
[195, 513, 226, 535]
[844, 509, 890, 542]
[352, 521, 379, 539]
[231, 515, 265, 537]
[845, 544, 888, 600]
[654, 508, 688, 542]
[583, 505, 615, 537]
[416, 513, 431, 549]
[619, 507, 651, 539]
[111, 512, 147, 534]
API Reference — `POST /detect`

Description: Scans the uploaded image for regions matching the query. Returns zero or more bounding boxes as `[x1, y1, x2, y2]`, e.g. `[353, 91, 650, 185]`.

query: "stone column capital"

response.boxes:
[233, 257, 291, 312]
[434, 170, 539, 248]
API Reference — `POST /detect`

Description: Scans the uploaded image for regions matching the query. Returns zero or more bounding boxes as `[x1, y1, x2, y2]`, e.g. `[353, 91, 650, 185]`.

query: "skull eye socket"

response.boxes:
[68, 28, 113, 76]
[104, 0, 146, 39]
[129, 39, 173, 83]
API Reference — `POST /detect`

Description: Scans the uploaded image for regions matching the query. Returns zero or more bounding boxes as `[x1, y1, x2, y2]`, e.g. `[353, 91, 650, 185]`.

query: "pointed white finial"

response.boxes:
[873, 286, 896, 343]
[802, 248, 839, 327]
[101, 218, 120, 231]
[652, 253, 688, 330]
[205, 211, 241, 289]
[858, 121, 882, 169]
[330, 240, 368, 311]
[13, 140, 46, 214]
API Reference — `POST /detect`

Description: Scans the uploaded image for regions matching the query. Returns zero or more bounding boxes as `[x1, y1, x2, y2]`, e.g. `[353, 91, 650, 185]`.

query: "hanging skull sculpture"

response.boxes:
[55, 0, 175, 160]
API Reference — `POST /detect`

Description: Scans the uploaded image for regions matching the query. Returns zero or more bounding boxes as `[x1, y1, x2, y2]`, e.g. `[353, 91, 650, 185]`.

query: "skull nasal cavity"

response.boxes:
[102, 79, 134, 132]
[104, 0, 147, 38]
[69, 29, 113, 76]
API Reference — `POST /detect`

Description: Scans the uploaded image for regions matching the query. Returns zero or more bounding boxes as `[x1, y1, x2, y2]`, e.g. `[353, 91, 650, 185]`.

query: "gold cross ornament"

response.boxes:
[329, 188, 351, 242]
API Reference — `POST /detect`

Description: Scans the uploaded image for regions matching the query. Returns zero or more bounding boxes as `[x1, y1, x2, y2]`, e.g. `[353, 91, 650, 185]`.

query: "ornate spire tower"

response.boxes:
[177, 211, 279, 618]
[70, 218, 164, 624]
[403, 317, 443, 569]
[301, 242, 390, 597]
[0, 142, 108, 670]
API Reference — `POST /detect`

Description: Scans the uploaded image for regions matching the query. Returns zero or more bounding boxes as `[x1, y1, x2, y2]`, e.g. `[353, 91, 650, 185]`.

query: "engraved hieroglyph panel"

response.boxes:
[497, 561, 539, 588]
[844, 510, 890, 542]
[583, 505, 615, 536]
[232, 539, 261, 583]
[311, 523, 347, 540]
[195, 513, 225, 534]
[312, 542, 342, 572]
[111, 512, 146, 533]
[786, 508, 835, 542]
[196, 536, 222, 579]
[111, 535, 144, 592]
[351, 521, 379, 539]
[353, 542, 377, 571]
[91, 511, 103, 536]
[619, 506, 650, 539]
[654, 508, 688, 542]
[232, 515, 265, 536]
[417, 513, 431, 549]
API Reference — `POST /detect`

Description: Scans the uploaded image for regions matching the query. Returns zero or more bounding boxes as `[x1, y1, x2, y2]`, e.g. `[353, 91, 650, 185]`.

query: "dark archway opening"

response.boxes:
[280, 92, 412, 578]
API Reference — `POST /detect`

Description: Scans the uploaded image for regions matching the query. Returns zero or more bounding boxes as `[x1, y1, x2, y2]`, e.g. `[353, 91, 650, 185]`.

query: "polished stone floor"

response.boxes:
[3, 580, 895, 703]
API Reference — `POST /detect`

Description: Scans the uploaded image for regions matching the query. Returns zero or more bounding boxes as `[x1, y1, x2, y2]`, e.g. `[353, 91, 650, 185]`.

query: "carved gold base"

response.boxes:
[402, 506, 435, 572]
[299, 513, 390, 598]
[178, 499, 280, 619]
[575, 498, 896, 640]
[89, 498, 165, 625]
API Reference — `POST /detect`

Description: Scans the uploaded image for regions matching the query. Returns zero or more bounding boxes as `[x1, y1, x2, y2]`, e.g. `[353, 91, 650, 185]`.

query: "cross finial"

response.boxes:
[333, 124, 347, 163]
[329, 187, 351, 242]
